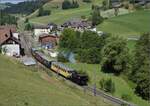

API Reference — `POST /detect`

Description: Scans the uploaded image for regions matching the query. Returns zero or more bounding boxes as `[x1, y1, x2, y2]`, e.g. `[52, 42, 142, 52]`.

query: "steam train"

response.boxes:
[31, 48, 88, 85]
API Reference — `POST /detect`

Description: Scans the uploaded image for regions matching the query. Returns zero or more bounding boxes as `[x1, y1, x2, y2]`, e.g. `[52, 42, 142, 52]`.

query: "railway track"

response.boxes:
[37, 61, 136, 106]
[83, 86, 136, 106]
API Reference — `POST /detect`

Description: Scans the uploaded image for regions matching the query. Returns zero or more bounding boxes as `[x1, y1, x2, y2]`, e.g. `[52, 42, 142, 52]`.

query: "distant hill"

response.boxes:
[0, 55, 112, 106]
[0, 3, 9, 10]
[28, 0, 150, 37]
[2, 0, 49, 14]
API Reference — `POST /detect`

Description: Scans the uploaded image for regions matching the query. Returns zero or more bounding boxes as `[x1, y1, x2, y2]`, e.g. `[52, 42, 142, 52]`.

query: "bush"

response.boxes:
[99, 78, 115, 94]
[83, 0, 91, 3]
[121, 94, 132, 101]
[25, 23, 33, 31]
[81, 15, 86, 19]
[62, 0, 72, 9]
[62, 0, 79, 9]
[57, 53, 69, 62]
[38, 7, 51, 17]
[91, 7, 103, 26]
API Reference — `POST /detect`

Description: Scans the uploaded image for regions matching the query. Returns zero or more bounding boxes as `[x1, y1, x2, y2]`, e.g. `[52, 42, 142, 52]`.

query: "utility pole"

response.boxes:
[93, 70, 96, 96]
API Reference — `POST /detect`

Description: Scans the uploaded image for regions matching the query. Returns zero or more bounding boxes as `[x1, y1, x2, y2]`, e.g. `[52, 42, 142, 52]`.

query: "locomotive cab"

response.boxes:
[71, 71, 88, 85]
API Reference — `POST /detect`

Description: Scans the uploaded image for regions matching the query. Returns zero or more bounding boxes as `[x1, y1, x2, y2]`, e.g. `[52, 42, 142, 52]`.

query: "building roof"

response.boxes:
[62, 20, 92, 28]
[0, 25, 18, 45]
[39, 34, 59, 44]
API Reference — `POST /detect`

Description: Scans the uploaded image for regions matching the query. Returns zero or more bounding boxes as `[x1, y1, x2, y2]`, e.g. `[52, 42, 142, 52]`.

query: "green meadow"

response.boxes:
[29, 0, 150, 37]
[65, 63, 150, 106]
[97, 10, 150, 37]
[0, 55, 113, 106]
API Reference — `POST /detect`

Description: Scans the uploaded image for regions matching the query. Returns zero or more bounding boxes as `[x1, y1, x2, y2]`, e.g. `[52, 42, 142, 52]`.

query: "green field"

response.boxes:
[28, 0, 103, 24]
[28, 0, 150, 38]
[0, 55, 113, 106]
[65, 63, 150, 106]
[97, 10, 150, 37]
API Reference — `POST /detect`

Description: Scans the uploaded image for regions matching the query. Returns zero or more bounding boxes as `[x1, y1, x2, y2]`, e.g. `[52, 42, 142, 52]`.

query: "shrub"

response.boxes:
[121, 94, 132, 101]
[57, 53, 69, 62]
[99, 78, 115, 94]
[83, 0, 91, 3]
[62, 0, 79, 9]
[38, 7, 51, 16]
[25, 23, 33, 31]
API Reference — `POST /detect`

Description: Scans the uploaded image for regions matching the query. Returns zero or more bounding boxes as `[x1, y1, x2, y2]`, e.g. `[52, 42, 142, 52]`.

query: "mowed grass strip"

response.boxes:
[0, 55, 113, 106]
[65, 63, 150, 106]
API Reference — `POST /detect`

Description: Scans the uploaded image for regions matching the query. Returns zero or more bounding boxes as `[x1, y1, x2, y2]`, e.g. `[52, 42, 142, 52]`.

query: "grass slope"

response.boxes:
[65, 63, 150, 106]
[28, 0, 150, 37]
[97, 10, 150, 37]
[29, 0, 102, 24]
[0, 55, 113, 106]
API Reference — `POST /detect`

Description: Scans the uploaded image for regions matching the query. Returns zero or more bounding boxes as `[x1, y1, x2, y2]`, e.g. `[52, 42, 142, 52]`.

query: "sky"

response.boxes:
[0, 0, 28, 4]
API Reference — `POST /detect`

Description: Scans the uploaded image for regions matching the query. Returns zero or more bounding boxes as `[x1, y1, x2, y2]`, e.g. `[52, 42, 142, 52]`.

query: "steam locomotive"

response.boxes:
[31, 48, 88, 85]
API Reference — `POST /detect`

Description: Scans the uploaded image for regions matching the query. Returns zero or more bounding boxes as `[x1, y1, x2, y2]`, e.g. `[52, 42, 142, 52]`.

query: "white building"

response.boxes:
[2, 44, 20, 56]
[34, 25, 51, 41]
[0, 25, 22, 57]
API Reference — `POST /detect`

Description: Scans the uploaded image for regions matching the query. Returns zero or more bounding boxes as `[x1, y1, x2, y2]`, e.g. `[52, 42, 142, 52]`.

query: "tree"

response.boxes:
[57, 53, 69, 62]
[38, 7, 51, 17]
[25, 18, 29, 23]
[0, 12, 17, 25]
[62, 0, 79, 9]
[131, 33, 150, 100]
[121, 94, 132, 101]
[101, 36, 130, 74]
[38, 7, 44, 16]
[25, 22, 33, 31]
[59, 28, 81, 52]
[105, 79, 115, 93]
[77, 31, 104, 63]
[91, 7, 103, 26]
[83, 0, 91, 3]
[72, 0, 79, 8]
[99, 78, 115, 94]
[62, 0, 72, 9]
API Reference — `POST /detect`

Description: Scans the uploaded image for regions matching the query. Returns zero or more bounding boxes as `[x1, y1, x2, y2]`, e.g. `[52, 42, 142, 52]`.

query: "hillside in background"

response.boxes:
[28, 0, 150, 37]
[2, 0, 49, 14]
[98, 10, 150, 37]
[0, 55, 112, 106]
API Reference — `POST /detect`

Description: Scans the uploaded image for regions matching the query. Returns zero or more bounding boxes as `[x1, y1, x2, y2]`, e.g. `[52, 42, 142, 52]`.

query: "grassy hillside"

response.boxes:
[28, 0, 150, 37]
[65, 63, 150, 106]
[97, 10, 150, 37]
[0, 55, 113, 106]
[28, 0, 102, 24]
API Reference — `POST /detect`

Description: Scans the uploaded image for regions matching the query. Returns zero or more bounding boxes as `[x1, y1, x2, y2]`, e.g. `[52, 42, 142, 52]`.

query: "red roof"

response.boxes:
[0, 25, 17, 45]
[39, 35, 59, 44]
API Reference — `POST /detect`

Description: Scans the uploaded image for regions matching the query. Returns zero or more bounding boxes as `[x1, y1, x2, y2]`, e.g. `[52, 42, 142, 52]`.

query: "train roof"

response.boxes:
[52, 62, 75, 72]
[35, 51, 52, 61]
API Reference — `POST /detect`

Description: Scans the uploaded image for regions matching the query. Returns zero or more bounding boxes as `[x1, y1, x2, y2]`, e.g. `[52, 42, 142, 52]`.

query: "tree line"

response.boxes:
[2, 0, 48, 15]
[59, 29, 150, 100]
[0, 12, 17, 25]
